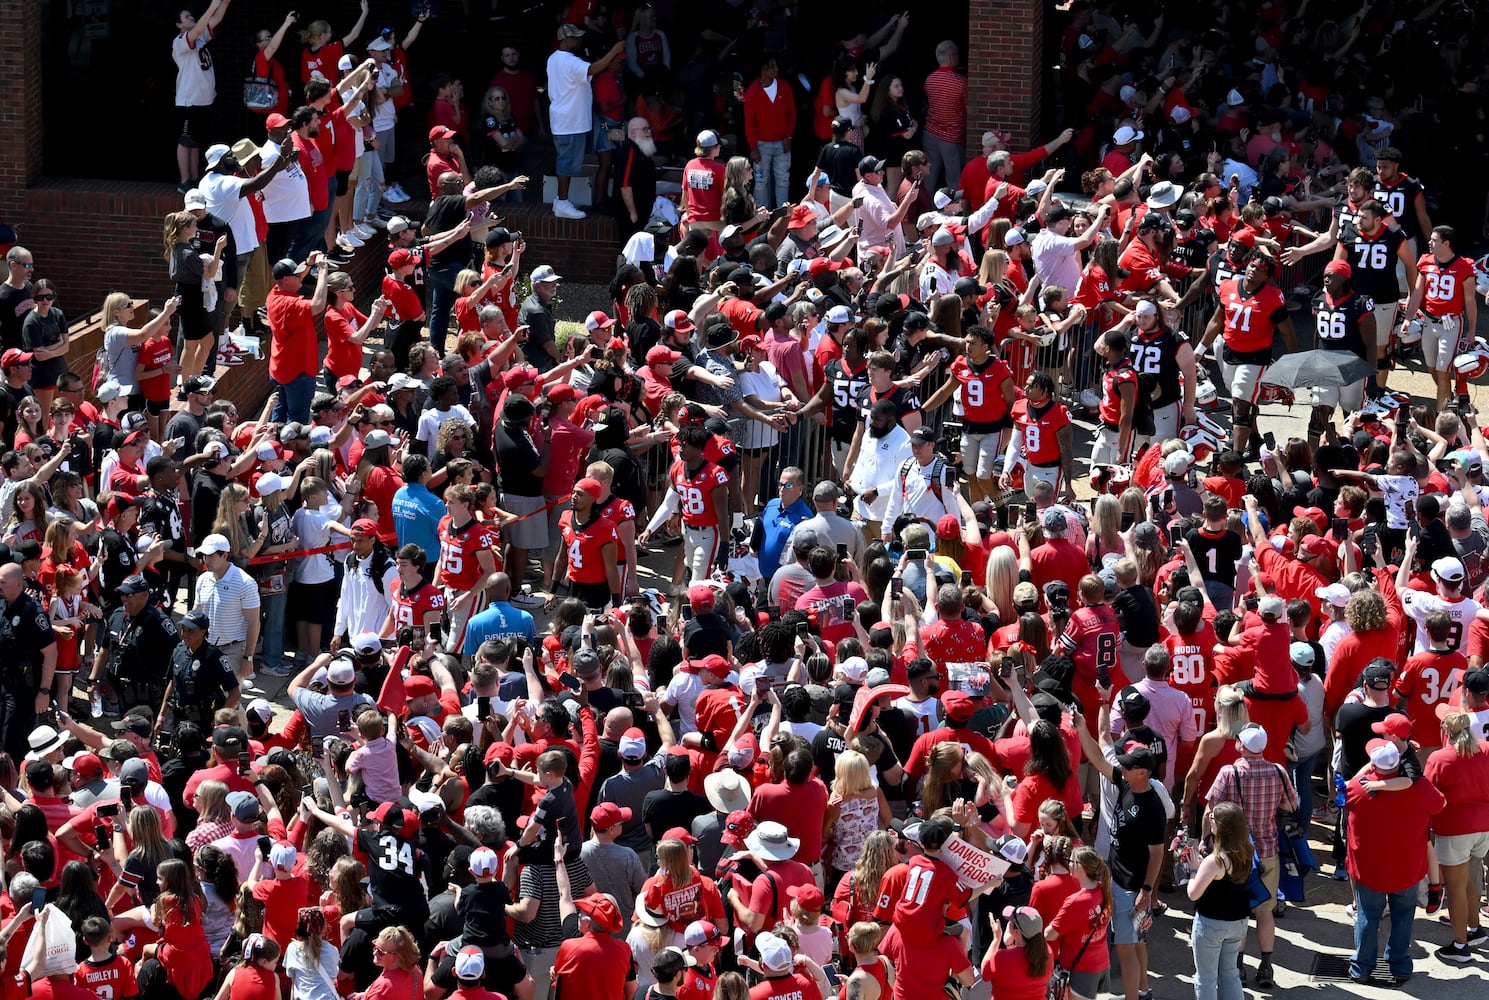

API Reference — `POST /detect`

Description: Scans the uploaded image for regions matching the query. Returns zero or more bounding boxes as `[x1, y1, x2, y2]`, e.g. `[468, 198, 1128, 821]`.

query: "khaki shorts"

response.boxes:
[1436, 829, 1489, 867]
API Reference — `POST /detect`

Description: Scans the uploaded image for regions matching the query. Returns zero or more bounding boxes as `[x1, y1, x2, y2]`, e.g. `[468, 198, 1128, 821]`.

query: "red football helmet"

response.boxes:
[1254, 382, 1296, 406]
[1089, 464, 1133, 495]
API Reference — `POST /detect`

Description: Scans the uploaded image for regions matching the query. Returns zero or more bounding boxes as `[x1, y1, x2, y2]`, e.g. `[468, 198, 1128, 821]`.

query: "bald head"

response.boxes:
[438, 171, 463, 194]
[0, 563, 23, 601]
[489, 573, 513, 602]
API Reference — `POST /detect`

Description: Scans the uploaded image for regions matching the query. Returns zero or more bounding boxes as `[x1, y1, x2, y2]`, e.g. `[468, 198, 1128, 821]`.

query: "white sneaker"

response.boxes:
[363, 216, 387, 230]
[353, 223, 377, 239]
[338, 230, 365, 248]
[553, 199, 587, 220]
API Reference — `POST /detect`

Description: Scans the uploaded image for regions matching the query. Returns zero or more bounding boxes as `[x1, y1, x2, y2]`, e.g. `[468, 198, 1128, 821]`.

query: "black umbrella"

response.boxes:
[1259, 350, 1375, 390]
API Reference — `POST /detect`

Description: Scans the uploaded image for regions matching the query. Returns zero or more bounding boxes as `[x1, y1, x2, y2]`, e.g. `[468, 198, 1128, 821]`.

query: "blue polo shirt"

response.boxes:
[391, 481, 445, 563]
[754, 496, 813, 578]
[463, 600, 537, 655]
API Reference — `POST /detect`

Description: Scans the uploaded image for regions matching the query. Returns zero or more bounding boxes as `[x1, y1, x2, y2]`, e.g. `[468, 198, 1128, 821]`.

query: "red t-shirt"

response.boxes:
[362, 466, 404, 546]
[640, 871, 725, 932]
[293, 132, 329, 211]
[682, 157, 726, 222]
[300, 42, 344, 85]
[980, 948, 1050, 1000]
[1047, 885, 1110, 972]
[1011, 771, 1084, 830]
[266, 286, 320, 383]
[749, 779, 830, 864]
[324, 303, 366, 378]
[1029, 870, 1081, 926]
[137, 335, 175, 402]
[878, 926, 971, 1000]
[252, 874, 308, 949]
[552, 933, 633, 1000]
[747, 860, 816, 930]
[1346, 768, 1445, 892]
[1424, 743, 1489, 836]
[74, 954, 138, 1000]
[750, 974, 820, 1000]
[381, 275, 425, 322]
[920, 618, 988, 684]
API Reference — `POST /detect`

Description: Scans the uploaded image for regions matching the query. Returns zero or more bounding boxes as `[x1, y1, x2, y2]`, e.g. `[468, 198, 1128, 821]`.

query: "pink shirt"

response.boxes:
[346, 735, 402, 804]
[1109, 677, 1197, 785]
[764, 329, 810, 395]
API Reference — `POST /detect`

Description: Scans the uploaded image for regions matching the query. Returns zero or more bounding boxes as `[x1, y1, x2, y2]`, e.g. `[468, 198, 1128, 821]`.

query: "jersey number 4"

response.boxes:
[377, 836, 415, 874]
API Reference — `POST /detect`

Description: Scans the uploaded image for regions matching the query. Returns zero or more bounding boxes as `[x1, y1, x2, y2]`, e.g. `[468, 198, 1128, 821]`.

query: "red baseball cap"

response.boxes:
[808, 256, 845, 276]
[484, 742, 515, 766]
[688, 584, 715, 609]
[722, 809, 755, 845]
[584, 310, 616, 332]
[590, 802, 633, 831]
[1293, 506, 1328, 532]
[265, 113, 290, 129]
[786, 205, 816, 230]
[388, 248, 414, 269]
[547, 383, 580, 405]
[942, 690, 976, 722]
[662, 827, 698, 845]
[1371, 714, 1412, 740]
[647, 345, 681, 366]
[351, 518, 379, 536]
[575, 894, 622, 933]
[428, 125, 457, 141]
[404, 675, 436, 698]
[787, 883, 825, 910]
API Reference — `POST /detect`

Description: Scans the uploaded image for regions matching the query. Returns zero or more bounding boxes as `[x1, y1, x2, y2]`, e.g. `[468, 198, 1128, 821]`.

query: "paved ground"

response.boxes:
[225, 286, 1489, 997]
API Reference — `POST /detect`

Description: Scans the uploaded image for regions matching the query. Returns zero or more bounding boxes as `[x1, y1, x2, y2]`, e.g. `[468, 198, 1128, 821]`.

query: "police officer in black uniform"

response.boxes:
[0, 561, 58, 762]
[97, 496, 142, 619]
[158, 608, 240, 731]
[90, 575, 180, 713]
[1308, 259, 1378, 446]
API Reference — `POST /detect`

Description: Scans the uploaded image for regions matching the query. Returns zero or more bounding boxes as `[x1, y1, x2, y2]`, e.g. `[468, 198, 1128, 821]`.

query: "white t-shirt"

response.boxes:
[893, 694, 941, 736]
[372, 64, 401, 132]
[173, 30, 216, 107]
[258, 142, 312, 224]
[1376, 473, 1419, 529]
[196, 172, 258, 252]
[291, 502, 344, 585]
[416, 404, 477, 457]
[546, 49, 593, 137]
[1401, 590, 1480, 655]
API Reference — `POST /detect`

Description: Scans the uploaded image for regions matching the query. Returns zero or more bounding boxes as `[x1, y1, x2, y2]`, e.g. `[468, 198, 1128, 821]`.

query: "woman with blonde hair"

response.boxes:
[1182, 685, 1250, 828]
[1186, 802, 1254, 1000]
[1424, 712, 1489, 960]
[361, 927, 421, 1000]
[163, 211, 221, 383]
[1045, 848, 1112, 1000]
[213, 484, 266, 569]
[720, 156, 757, 225]
[639, 837, 724, 936]
[823, 750, 891, 883]
[985, 547, 1019, 626]
[479, 86, 528, 177]
[99, 292, 175, 405]
[296, 12, 367, 85]
[1087, 495, 1123, 568]
[187, 780, 234, 850]
[454, 268, 503, 335]
[105, 806, 172, 909]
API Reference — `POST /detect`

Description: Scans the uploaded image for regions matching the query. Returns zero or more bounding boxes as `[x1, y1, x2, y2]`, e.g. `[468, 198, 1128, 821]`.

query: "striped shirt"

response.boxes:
[923, 67, 968, 143]
[195, 565, 261, 644]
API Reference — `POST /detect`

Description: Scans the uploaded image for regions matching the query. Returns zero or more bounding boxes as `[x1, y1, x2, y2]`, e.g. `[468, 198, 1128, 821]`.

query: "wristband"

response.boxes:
[1141, 883, 1153, 892]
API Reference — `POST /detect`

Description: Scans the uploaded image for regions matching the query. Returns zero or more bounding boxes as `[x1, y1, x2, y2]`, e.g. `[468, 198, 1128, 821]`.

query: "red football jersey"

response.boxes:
[670, 433, 736, 468]
[1163, 627, 1217, 737]
[437, 516, 500, 591]
[670, 460, 730, 528]
[393, 580, 447, 628]
[559, 509, 619, 585]
[1417, 254, 1476, 317]
[597, 494, 637, 563]
[1012, 399, 1071, 466]
[75, 953, 138, 1000]
[889, 854, 969, 946]
[949, 355, 1013, 424]
[1393, 648, 1468, 746]
[1098, 361, 1139, 426]
[1218, 278, 1287, 354]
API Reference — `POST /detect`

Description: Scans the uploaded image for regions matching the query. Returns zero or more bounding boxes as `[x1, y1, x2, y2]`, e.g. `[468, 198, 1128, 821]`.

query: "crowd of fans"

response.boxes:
[5, 4, 1489, 1000]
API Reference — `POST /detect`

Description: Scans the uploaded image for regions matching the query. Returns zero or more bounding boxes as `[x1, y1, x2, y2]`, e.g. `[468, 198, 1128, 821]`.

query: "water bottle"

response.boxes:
[90, 687, 103, 719]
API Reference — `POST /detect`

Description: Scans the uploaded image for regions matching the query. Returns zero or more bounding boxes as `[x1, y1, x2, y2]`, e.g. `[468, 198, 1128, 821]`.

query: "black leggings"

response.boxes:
[137, 958, 192, 1000]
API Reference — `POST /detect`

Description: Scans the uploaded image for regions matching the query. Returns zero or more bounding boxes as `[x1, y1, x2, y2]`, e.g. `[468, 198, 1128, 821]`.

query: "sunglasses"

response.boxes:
[34, 294, 55, 301]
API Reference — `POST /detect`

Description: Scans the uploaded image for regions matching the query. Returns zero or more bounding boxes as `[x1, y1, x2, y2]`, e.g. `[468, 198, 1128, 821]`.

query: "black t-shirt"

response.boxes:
[1111, 586, 1159, 647]
[525, 779, 581, 864]
[456, 878, 513, 945]
[1107, 777, 1166, 891]
[356, 828, 430, 915]
[0, 281, 33, 352]
[467, 777, 527, 847]
[682, 614, 731, 659]
[626, 317, 663, 370]
[422, 888, 461, 956]
[1335, 703, 1406, 777]
[1184, 527, 1242, 585]
[164, 410, 204, 451]
[811, 727, 847, 790]
[1118, 724, 1168, 781]
[425, 194, 472, 266]
[338, 925, 380, 990]
[642, 787, 713, 837]
[493, 420, 543, 496]
[190, 469, 228, 545]
[817, 140, 864, 197]
[139, 488, 185, 555]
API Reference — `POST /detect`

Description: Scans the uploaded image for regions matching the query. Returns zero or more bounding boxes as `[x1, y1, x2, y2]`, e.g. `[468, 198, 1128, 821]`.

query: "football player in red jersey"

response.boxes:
[1401, 225, 1480, 408]
[1004, 371, 1076, 503]
[642, 425, 731, 585]
[922, 324, 1015, 502]
[437, 485, 501, 651]
[1197, 249, 1296, 459]
[586, 460, 638, 596]
[387, 542, 446, 636]
[554, 477, 621, 609]
[1091, 329, 1138, 467]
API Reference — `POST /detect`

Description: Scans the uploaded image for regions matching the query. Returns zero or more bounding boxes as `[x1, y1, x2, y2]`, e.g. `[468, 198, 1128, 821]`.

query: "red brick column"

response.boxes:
[0, 0, 43, 220]
[966, 0, 1044, 153]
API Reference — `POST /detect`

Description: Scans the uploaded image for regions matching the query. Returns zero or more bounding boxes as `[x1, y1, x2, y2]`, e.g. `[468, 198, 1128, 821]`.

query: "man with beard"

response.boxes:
[614, 118, 658, 235]
[846, 399, 913, 538]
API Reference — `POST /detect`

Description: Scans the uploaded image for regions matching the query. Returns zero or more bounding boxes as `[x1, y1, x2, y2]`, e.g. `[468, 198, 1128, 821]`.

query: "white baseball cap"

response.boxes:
[269, 842, 298, 870]
[469, 847, 500, 877]
[453, 947, 485, 980]
[1368, 740, 1400, 770]
[1113, 125, 1143, 145]
[197, 533, 231, 555]
[756, 932, 793, 973]
[326, 659, 356, 686]
[1315, 583, 1350, 608]
[1433, 556, 1467, 583]
[1237, 723, 1268, 753]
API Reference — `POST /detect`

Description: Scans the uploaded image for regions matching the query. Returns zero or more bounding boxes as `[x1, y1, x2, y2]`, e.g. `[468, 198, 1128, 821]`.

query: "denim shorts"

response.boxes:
[554, 131, 588, 176]
[592, 116, 620, 154]
[1111, 884, 1143, 945]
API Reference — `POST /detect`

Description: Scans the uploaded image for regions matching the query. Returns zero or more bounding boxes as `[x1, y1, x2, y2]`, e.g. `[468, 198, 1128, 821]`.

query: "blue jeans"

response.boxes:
[753, 141, 790, 209]
[1191, 914, 1246, 1000]
[1290, 752, 1318, 826]
[426, 260, 462, 354]
[260, 586, 287, 672]
[273, 373, 316, 423]
[1352, 884, 1416, 980]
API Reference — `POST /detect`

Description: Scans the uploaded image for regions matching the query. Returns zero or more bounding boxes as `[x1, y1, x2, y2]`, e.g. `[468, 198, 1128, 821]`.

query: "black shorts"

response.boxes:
[290, 579, 337, 624]
[569, 579, 613, 609]
[175, 106, 208, 146]
[334, 169, 352, 195]
[145, 397, 170, 416]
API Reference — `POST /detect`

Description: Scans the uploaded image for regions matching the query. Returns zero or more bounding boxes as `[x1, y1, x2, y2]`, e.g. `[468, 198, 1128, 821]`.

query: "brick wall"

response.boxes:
[966, 0, 1044, 153]
[498, 204, 622, 285]
[0, 0, 43, 218]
